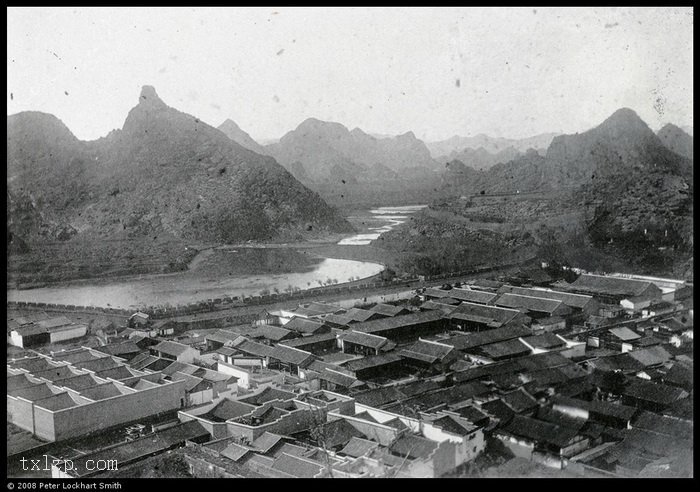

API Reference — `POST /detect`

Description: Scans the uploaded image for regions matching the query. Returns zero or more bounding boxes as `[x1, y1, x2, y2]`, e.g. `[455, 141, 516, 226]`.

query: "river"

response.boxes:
[6, 205, 426, 310]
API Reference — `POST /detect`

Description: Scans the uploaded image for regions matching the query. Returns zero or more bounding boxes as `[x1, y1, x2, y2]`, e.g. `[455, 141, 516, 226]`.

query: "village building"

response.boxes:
[151, 340, 200, 364]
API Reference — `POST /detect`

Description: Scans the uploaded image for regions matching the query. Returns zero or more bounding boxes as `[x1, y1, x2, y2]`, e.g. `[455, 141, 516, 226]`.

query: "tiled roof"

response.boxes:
[342, 353, 403, 372]
[369, 304, 409, 317]
[447, 288, 498, 304]
[280, 332, 337, 348]
[271, 453, 324, 478]
[608, 326, 642, 341]
[269, 345, 315, 366]
[351, 311, 444, 336]
[353, 386, 407, 407]
[36, 316, 73, 330]
[500, 387, 538, 413]
[429, 415, 478, 436]
[521, 333, 566, 350]
[443, 325, 532, 351]
[248, 325, 295, 342]
[499, 414, 579, 449]
[284, 317, 328, 334]
[389, 434, 437, 460]
[344, 308, 382, 322]
[400, 339, 454, 363]
[623, 380, 688, 406]
[495, 293, 567, 314]
[568, 274, 659, 297]
[478, 338, 531, 359]
[449, 302, 523, 327]
[339, 436, 379, 457]
[205, 329, 242, 345]
[339, 330, 389, 350]
[236, 340, 275, 358]
[220, 442, 252, 462]
[552, 395, 638, 422]
[498, 285, 594, 309]
[322, 314, 357, 327]
[251, 432, 286, 453]
[153, 340, 192, 357]
[627, 346, 672, 367]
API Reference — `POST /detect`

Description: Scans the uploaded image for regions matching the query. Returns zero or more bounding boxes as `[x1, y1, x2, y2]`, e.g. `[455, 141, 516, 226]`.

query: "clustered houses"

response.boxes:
[7, 270, 694, 478]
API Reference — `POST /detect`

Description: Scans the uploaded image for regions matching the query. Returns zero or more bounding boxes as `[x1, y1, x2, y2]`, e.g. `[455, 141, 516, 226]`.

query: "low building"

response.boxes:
[338, 330, 395, 356]
[448, 302, 530, 332]
[566, 274, 663, 304]
[494, 293, 572, 320]
[9, 317, 88, 348]
[369, 304, 411, 317]
[151, 340, 200, 364]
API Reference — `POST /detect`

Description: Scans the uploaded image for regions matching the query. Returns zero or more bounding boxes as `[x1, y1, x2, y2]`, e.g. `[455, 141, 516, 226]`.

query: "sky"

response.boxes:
[7, 7, 694, 142]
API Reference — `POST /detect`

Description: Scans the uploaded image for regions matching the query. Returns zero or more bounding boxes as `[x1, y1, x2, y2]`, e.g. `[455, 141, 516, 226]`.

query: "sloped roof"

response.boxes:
[280, 332, 337, 348]
[499, 414, 579, 449]
[498, 285, 595, 309]
[608, 326, 642, 341]
[495, 293, 567, 314]
[623, 380, 688, 405]
[522, 333, 566, 350]
[353, 386, 407, 407]
[36, 316, 73, 330]
[400, 339, 454, 364]
[569, 274, 659, 297]
[448, 288, 498, 304]
[34, 392, 79, 411]
[339, 436, 379, 457]
[339, 330, 389, 350]
[271, 453, 324, 478]
[478, 338, 531, 359]
[424, 287, 453, 298]
[419, 300, 459, 315]
[57, 373, 101, 391]
[342, 353, 403, 372]
[627, 346, 672, 367]
[248, 325, 296, 342]
[284, 317, 328, 334]
[314, 419, 366, 448]
[351, 310, 444, 336]
[389, 434, 437, 460]
[205, 399, 257, 422]
[205, 329, 242, 345]
[315, 369, 358, 388]
[430, 415, 478, 436]
[251, 432, 286, 453]
[95, 342, 143, 357]
[500, 387, 538, 413]
[220, 442, 252, 462]
[236, 340, 275, 358]
[369, 303, 409, 317]
[153, 340, 192, 357]
[322, 314, 357, 327]
[590, 353, 645, 373]
[344, 308, 382, 322]
[269, 345, 315, 366]
[449, 302, 523, 327]
[443, 325, 532, 351]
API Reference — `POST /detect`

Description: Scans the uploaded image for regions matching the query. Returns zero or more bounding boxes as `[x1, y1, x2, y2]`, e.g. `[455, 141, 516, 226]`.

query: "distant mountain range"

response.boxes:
[426, 132, 560, 159]
[262, 118, 438, 183]
[7, 86, 352, 254]
[442, 108, 693, 195]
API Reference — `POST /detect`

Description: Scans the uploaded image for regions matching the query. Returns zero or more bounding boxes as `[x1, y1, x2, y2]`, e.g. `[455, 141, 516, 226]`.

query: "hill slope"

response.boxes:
[7, 86, 352, 283]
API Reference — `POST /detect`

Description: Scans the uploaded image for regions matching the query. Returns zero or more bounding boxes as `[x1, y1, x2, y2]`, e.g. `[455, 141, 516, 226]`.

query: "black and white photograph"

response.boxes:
[6, 6, 693, 480]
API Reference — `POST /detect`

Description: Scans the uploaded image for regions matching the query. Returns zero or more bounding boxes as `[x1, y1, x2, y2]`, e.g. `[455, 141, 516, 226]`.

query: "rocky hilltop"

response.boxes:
[217, 118, 269, 156]
[7, 86, 352, 282]
[657, 123, 693, 161]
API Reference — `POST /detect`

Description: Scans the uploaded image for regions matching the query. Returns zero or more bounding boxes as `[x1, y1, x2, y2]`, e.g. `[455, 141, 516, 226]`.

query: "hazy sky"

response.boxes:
[7, 7, 694, 142]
